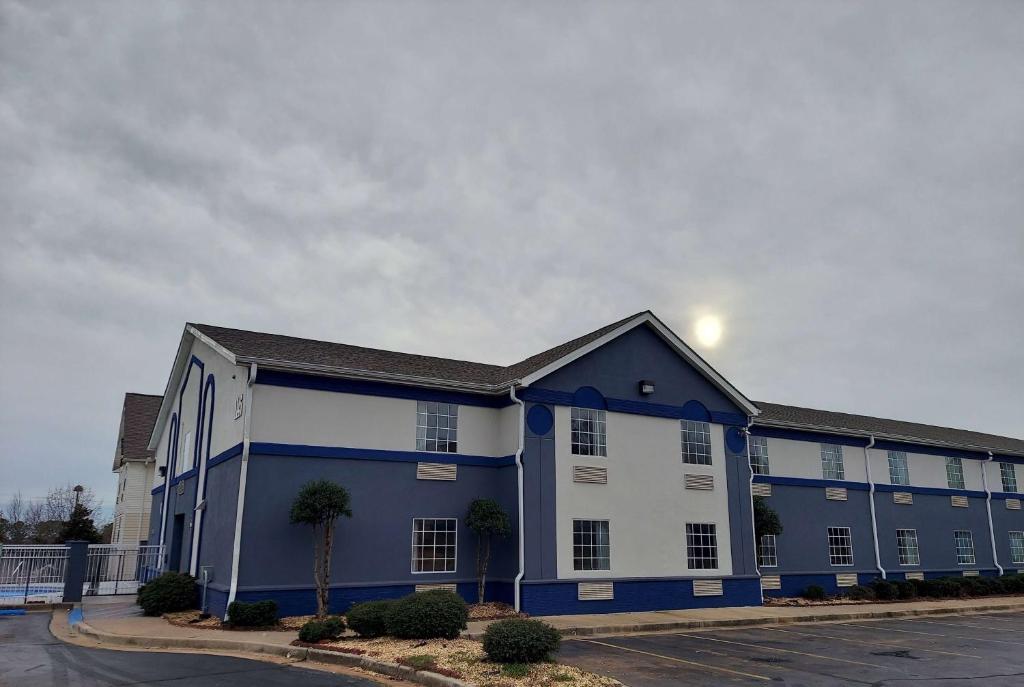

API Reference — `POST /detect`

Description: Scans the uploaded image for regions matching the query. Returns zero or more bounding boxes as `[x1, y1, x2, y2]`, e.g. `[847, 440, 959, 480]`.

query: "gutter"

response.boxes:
[509, 385, 526, 612]
[226, 362, 257, 617]
[984, 451, 1004, 575]
[863, 436, 885, 579]
[744, 419, 763, 604]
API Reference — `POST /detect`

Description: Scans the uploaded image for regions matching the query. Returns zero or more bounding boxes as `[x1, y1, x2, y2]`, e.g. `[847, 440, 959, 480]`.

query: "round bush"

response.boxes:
[346, 600, 395, 638]
[385, 589, 468, 640]
[1000, 573, 1024, 593]
[137, 572, 198, 616]
[894, 580, 917, 600]
[845, 584, 874, 601]
[801, 585, 826, 601]
[870, 580, 897, 601]
[298, 616, 344, 643]
[483, 618, 561, 664]
[227, 600, 279, 627]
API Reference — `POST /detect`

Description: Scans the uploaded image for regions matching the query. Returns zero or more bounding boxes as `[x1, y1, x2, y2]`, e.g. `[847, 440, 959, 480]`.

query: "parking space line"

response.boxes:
[676, 633, 899, 670]
[904, 618, 1024, 633]
[576, 639, 773, 681]
[763, 626, 982, 658]
[845, 622, 1023, 646]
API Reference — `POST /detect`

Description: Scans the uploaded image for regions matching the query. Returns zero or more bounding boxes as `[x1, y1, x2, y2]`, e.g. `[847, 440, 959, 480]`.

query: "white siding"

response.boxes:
[554, 407, 733, 579]
[113, 461, 155, 545]
[763, 437, 867, 482]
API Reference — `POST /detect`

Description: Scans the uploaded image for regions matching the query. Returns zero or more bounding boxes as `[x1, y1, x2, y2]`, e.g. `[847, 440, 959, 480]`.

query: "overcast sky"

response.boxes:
[1, 1, 1022, 512]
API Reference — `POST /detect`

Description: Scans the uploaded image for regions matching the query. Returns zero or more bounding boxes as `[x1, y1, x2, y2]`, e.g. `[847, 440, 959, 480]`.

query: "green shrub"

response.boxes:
[482, 618, 562, 664]
[845, 585, 874, 601]
[227, 600, 279, 627]
[501, 663, 531, 678]
[894, 580, 917, 600]
[137, 572, 197, 616]
[801, 585, 826, 601]
[401, 655, 438, 671]
[1000, 573, 1024, 593]
[298, 616, 345, 643]
[870, 580, 898, 601]
[346, 600, 395, 638]
[386, 589, 468, 640]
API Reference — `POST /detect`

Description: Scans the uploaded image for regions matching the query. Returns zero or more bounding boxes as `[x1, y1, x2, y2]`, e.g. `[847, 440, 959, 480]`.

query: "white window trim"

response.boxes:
[827, 525, 855, 567]
[681, 420, 713, 466]
[685, 522, 720, 571]
[749, 436, 770, 476]
[946, 457, 966, 490]
[953, 529, 976, 566]
[570, 407, 608, 458]
[758, 534, 778, 568]
[1000, 462, 1018, 493]
[896, 528, 921, 566]
[410, 517, 458, 575]
[415, 401, 459, 454]
[820, 444, 845, 481]
[572, 518, 611, 573]
[1009, 531, 1024, 565]
[887, 451, 910, 486]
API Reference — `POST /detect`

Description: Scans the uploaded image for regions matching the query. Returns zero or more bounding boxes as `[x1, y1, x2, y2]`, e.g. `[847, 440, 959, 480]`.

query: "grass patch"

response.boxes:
[501, 663, 530, 678]
[400, 654, 438, 671]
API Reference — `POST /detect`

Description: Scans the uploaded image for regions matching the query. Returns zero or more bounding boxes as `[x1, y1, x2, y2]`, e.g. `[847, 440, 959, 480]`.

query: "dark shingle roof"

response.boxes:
[116, 393, 163, 468]
[191, 312, 643, 388]
[755, 401, 1024, 456]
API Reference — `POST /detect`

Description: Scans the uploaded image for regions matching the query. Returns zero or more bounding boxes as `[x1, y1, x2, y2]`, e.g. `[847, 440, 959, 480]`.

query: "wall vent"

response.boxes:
[904, 571, 924, 581]
[751, 483, 772, 497]
[893, 492, 914, 505]
[825, 487, 848, 501]
[417, 463, 457, 481]
[577, 582, 614, 601]
[573, 465, 608, 484]
[684, 473, 715, 491]
[962, 570, 980, 577]
[760, 575, 782, 590]
[415, 583, 457, 593]
[836, 573, 859, 587]
[951, 495, 969, 508]
[693, 579, 724, 597]
[1006, 498, 1022, 510]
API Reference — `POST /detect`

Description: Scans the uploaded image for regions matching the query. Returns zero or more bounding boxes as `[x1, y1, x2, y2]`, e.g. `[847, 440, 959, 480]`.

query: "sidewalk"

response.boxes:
[467, 595, 1024, 638]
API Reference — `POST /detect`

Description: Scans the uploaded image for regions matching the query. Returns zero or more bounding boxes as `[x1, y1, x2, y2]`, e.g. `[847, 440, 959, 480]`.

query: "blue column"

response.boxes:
[62, 541, 89, 603]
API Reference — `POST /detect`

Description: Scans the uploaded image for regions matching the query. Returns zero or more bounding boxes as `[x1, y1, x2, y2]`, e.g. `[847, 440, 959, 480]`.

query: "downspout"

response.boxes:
[226, 362, 257, 616]
[864, 436, 885, 579]
[744, 419, 762, 604]
[509, 385, 526, 613]
[984, 452, 1004, 575]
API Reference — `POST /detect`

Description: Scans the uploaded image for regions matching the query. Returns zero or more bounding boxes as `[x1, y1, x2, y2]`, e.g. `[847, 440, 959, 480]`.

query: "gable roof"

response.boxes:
[755, 401, 1024, 457]
[115, 392, 163, 470]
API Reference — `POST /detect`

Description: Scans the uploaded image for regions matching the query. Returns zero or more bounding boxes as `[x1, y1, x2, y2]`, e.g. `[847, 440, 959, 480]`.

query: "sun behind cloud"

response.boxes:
[695, 315, 723, 347]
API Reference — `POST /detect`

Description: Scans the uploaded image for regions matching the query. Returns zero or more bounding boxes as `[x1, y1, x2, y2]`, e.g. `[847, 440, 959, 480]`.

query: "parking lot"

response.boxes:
[559, 611, 1024, 686]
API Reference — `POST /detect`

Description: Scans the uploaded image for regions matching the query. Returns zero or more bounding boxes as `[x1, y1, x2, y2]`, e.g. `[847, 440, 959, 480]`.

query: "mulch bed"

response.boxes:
[291, 640, 366, 655]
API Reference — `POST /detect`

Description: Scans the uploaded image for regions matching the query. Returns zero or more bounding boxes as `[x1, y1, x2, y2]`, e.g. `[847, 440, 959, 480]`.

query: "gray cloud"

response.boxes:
[1, 0, 1022, 507]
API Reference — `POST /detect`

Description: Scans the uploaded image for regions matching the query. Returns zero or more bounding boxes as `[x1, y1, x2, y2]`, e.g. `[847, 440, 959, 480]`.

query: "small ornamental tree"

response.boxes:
[466, 498, 511, 604]
[290, 480, 352, 617]
[753, 497, 782, 542]
[60, 503, 102, 543]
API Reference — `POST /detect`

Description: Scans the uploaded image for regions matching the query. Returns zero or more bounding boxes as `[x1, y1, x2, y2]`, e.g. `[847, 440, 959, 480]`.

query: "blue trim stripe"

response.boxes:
[518, 387, 747, 426]
[255, 370, 511, 408]
[750, 425, 869, 448]
[753, 474, 988, 499]
[208, 442, 244, 468]
[151, 484, 165, 495]
[874, 483, 987, 498]
[250, 442, 515, 467]
[171, 468, 198, 485]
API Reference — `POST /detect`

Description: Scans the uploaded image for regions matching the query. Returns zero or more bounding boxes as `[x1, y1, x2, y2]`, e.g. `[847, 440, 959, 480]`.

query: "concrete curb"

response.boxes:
[73, 620, 471, 687]
[464, 601, 1024, 639]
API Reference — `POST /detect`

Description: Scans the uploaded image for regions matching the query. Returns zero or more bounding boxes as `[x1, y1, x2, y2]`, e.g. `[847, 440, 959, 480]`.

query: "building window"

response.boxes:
[571, 407, 607, 457]
[827, 526, 854, 566]
[686, 523, 719, 569]
[681, 421, 712, 465]
[820, 444, 845, 481]
[953, 530, 975, 565]
[573, 520, 610, 571]
[749, 436, 770, 475]
[896, 529, 920, 566]
[945, 457, 965, 490]
[416, 402, 458, 453]
[1000, 463, 1018, 493]
[411, 518, 457, 573]
[1009, 532, 1024, 565]
[758, 534, 778, 567]
[887, 451, 910, 486]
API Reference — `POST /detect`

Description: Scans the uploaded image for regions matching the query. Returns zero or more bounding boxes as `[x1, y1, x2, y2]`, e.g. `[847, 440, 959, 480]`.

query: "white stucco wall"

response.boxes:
[984, 460, 1019, 493]
[763, 437, 868, 482]
[554, 407, 733, 579]
[250, 384, 518, 457]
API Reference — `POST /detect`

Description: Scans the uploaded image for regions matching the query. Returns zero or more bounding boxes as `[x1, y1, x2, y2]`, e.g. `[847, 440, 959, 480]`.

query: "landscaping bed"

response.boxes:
[767, 572, 1024, 606]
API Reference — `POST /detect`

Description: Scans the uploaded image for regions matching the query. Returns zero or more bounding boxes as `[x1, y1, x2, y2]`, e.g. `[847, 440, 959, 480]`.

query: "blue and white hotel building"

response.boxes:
[137, 311, 1024, 618]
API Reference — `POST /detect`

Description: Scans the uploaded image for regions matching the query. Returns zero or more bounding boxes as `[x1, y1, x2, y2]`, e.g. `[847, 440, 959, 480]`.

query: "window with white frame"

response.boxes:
[820, 444, 845, 481]
[411, 518, 457, 573]
[953, 530, 975, 565]
[827, 526, 854, 566]
[681, 420, 712, 465]
[896, 529, 920, 566]
[177, 431, 192, 477]
[758, 534, 778, 567]
[1009, 532, 1024, 565]
[1000, 462, 1018, 493]
[573, 520, 610, 570]
[749, 436, 770, 475]
[416, 401, 458, 453]
[686, 523, 719, 569]
[945, 457, 965, 490]
[888, 451, 910, 486]
[571, 407, 607, 457]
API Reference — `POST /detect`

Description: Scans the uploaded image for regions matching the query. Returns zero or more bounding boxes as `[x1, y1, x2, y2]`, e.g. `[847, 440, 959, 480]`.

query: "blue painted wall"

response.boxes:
[523, 402, 557, 581]
[521, 577, 762, 616]
[724, 437, 757, 577]
[195, 454, 242, 596]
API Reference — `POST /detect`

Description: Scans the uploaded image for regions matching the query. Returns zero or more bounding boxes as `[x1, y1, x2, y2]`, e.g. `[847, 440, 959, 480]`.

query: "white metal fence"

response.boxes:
[0, 545, 69, 605]
[84, 544, 164, 596]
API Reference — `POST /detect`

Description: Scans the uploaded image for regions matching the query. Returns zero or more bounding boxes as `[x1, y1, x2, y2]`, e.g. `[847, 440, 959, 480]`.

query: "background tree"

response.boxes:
[753, 497, 783, 566]
[60, 503, 102, 542]
[290, 480, 352, 617]
[466, 498, 511, 604]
